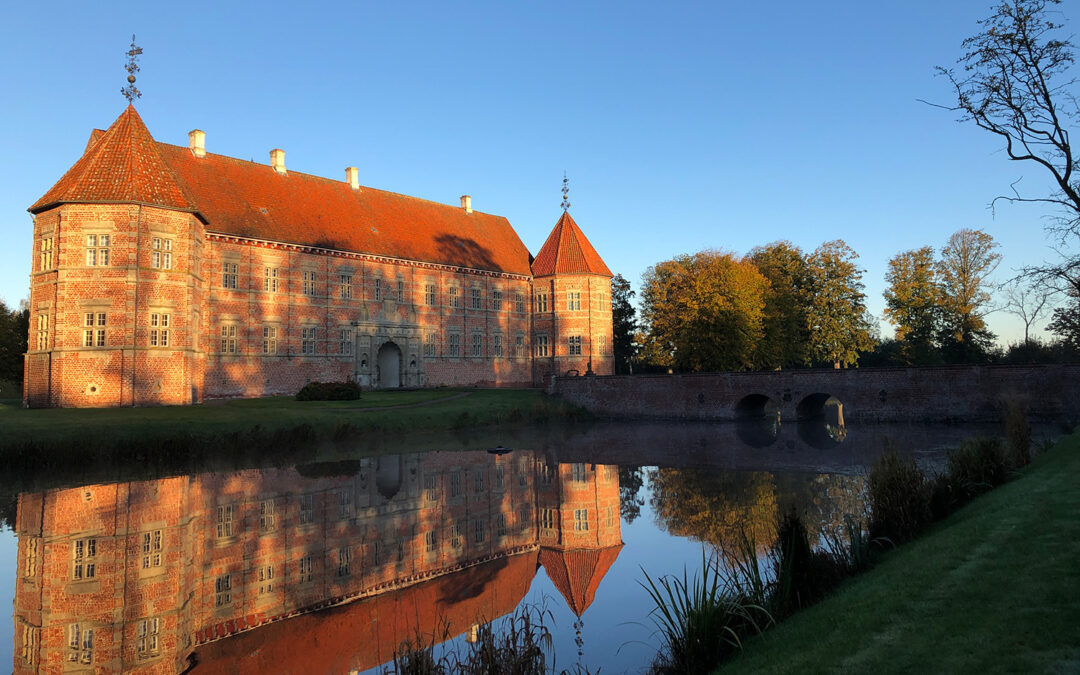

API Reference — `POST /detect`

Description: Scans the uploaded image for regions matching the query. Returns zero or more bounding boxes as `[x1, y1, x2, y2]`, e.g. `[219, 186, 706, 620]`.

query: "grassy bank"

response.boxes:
[0, 388, 584, 451]
[721, 431, 1080, 673]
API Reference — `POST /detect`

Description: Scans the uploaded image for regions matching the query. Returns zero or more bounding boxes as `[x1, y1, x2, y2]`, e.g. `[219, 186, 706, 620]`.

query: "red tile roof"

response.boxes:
[31, 107, 536, 276]
[539, 544, 624, 616]
[531, 211, 612, 277]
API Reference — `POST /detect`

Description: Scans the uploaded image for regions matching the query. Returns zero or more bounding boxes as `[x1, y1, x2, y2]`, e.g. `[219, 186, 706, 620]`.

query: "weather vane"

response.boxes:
[121, 34, 143, 103]
[561, 171, 571, 212]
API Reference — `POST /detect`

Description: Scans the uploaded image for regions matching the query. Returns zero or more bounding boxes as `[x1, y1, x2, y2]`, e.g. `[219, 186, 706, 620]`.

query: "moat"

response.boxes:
[0, 419, 1049, 673]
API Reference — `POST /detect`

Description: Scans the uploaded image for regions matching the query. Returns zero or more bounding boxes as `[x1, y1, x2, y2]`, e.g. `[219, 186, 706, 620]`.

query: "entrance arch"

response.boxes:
[376, 342, 402, 389]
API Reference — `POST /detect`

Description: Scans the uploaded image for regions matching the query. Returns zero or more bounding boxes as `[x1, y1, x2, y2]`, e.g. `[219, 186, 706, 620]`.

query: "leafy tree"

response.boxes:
[610, 274, 638, 374]
[618, 465, 645, 524]
[639, 251, 769, 372]
[803, 240, 875, 368]
[0, 299, 29, 386]
[883, 246, 943, 365]
[749, 242, 811, 368]
[937, 228, 1002, 361]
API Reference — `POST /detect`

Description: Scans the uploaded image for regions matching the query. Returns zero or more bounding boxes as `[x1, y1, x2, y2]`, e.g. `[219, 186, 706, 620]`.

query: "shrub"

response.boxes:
[928, 472, 958, 521]
[295, 380, 361, 401]
[771, 508, 849, 619]
[868, 448, 931, 545]
[946, 437, 1008, 502]
[1004, 402, 1032, 468]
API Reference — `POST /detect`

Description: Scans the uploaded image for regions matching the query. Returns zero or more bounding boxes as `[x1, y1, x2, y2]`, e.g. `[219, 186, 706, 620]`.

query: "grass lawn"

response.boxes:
[721, 431, 1080, 674]
[0, 388, 581, 450]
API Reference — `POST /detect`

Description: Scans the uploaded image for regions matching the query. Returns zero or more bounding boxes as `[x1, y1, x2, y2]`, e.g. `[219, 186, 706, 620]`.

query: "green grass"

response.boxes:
[720, 432, 1080, 674]
[0, 388, 583, 450]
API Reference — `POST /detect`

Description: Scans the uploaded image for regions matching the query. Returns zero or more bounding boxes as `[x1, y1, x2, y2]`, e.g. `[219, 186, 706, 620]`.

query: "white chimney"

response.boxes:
[460, 195, 472, 214]
[188, 129, 206, 158]
[270, 148, 286, 174]
[345, 166, 359, 190]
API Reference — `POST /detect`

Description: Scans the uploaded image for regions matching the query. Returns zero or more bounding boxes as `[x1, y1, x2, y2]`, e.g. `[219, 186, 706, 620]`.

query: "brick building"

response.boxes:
[12, 451, 623, 672]
[24, 105, 613, 407]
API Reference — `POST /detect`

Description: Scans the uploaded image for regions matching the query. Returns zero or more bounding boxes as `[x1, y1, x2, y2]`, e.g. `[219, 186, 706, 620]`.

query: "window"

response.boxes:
[339, 329, 352, 355]
[424, 333, 436, 358]
[606, 505, 615, 529]
[302, 270, 317, 296]
[72, 538, 96, 579]
[571, 462, 587, 482]
[597, 335, 606, 355]
[567, 291, 581, 310]
[518, 506, 530, 532]
[568, 335, 582, 355]
[339, 273, 352, 299]
[338, 489, 353, 520]
[150, 313, 170, 347]
[373, 540, 383, 565]
[515, 293, 525, 313]
[142, 530, 162, 569]
[136, 618, 160, 659]
[220, 325, 237, 354]
[540, 464, 554, 485]
[452, 521, 465, 549]
[449, 287, 459, 308]
[492, 290, 503, 310]
[302, 327, 316, 355]
[425, 284, 436, 305]
[541, 508, 557, 531]
[262, 326, 278, 354]
[214, 574, 232, 607]
[518, 459, 529, 486]
[258, 564, 274, 594]
[216, 505, 234, 538]
[471, 288, 482, 310]
[425, 530, 438, 553]
[20, 624, 39, 666]
[337, 547, 351, 576]
[298, 555, 313, 584]
[151, 238, 172, 269]
[497, 514, 507, 537]
[374, 278, 382, 301]
[264, 267, 279, 292]
[574, 508, 590, 531]
[495, 465, 505, 491]
[535, 335, 549, 357]
[67, 624, 93, 664]
[473, 518, 486, 544]
[493, 334, 503, 357]
[397, 540, 406, 563]
[515, 334, 525, 357]
[86, 234, 110, 267]
[535, 292, 548, 313]
[260, 499, 276, 531]
[397, 280, 405, 302]
[35, 314, 48, 351]
[39, 237, 54, 271]
[222, 262, 238, 288]
[424, 474, 437, 501]
[473, 469, 485, 494]
[24, 538, 39, 578]
[471, 333, 482, 357]
[299, 494, 315, 525]
[84, 312, 106, 348]
[449, 472, 462, 498]
[448, 333, 460, 357]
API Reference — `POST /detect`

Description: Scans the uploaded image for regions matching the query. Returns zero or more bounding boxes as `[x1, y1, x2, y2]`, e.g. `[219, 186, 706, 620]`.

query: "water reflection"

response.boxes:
[11, 450, 622, 673]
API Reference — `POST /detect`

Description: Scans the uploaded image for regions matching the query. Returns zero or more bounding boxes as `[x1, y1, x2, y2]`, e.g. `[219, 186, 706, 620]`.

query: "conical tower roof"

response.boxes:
[539, 544, 623, 616]
[531, 211, 612, 277]
[30, 105, 197, 214]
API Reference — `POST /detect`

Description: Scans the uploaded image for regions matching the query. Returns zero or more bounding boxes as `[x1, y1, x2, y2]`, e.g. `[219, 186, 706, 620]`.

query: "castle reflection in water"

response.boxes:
[12, 450, 622, 673]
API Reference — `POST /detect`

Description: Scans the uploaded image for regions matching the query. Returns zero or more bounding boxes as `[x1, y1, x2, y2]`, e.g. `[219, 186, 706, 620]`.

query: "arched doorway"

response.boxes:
[377, 342, 402, 388]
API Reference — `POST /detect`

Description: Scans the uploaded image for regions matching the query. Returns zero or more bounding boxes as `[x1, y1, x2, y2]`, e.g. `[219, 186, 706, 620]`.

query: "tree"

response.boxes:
[0, 299, 29, 386]
[1001, 278, 1056, 343]
[937, 228, 1002, 360]
[883, 246, 943, 364]
[749, 242, 812, 368]
[610, 274, 638, 374]
[639, 251, 769, 372]
[803, 240, 875, 368]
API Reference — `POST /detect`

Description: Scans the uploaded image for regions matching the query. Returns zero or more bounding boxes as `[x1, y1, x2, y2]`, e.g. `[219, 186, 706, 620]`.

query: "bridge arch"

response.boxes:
[796, 393, 842, 420]
[733, 394, 779, 420]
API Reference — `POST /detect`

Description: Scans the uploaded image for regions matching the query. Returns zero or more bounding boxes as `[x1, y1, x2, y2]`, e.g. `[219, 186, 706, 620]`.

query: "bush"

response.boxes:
[771, 508, 849, 619]
[295, 381, 362, 401]
[946, 437, 1008, 502]
[868, 448, 931, 545]
[1004, 402, 1032, 468]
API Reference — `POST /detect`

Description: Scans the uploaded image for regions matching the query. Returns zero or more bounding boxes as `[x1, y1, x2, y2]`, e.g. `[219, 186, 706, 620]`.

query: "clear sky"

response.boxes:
[2, 0, 1076, 344]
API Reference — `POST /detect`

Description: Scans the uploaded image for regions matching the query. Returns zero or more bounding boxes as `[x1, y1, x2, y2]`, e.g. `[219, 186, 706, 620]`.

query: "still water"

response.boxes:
[0, 420, 1036, 673]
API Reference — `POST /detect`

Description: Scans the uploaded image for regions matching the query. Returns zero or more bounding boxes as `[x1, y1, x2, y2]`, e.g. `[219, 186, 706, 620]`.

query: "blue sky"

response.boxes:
[1, 1, 1076, 344]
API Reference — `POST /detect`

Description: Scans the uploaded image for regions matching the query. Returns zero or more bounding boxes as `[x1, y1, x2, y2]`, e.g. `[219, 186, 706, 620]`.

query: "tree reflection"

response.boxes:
[619, 466, 645, 524]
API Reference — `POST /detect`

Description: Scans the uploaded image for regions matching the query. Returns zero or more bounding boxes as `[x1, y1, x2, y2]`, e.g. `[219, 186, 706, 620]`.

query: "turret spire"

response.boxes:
[121, 34, 143, 103]
[561, 171, 570, 212]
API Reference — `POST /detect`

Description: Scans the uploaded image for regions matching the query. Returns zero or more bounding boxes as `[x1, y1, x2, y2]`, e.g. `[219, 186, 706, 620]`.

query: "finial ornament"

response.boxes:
[121, 34, 143, 103]
[561, 171, 571, 212]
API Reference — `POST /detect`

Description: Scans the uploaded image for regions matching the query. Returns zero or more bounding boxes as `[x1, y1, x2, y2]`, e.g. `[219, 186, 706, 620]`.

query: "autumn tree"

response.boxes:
[937, 228, 1002, 360]
[803, 240, 875, 368]
[639, 251, 769, 372]
[610, 274, 638, 374]
[748, 241, 811, 368]
[883, 246, 943, 364]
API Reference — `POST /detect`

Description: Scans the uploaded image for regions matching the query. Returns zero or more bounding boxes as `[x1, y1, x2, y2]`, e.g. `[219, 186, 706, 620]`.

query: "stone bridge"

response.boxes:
[548, 364, 1080, 424]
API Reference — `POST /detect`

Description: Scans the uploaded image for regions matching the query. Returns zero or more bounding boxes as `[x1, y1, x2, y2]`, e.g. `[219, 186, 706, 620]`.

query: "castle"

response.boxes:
[24, 105, 613, 407]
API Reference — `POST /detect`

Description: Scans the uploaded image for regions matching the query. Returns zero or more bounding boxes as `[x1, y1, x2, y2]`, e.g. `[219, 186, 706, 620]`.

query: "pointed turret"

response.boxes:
[539, 545, 623, 616]
[30, 105, 196, 215]
[531, 211, 612, 277]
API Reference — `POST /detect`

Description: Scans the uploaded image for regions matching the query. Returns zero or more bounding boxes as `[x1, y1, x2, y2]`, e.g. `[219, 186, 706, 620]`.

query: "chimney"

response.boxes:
[345, 166, 359, 190]
[270, 148, 286, 174]
[460, 195, 472, 214]
[188, 130, 206, 158]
